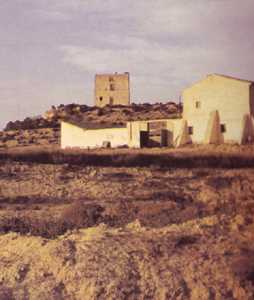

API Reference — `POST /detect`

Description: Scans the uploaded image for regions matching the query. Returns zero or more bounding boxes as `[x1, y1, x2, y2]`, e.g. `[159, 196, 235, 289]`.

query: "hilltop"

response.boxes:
[1, 101, 181, 148]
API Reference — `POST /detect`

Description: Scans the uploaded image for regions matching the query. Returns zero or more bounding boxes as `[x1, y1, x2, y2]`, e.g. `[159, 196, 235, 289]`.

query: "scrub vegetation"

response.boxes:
[1, 144, 254, 168]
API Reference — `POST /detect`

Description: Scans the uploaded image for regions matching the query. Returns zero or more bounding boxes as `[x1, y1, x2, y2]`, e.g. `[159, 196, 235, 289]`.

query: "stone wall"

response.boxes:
[95, 73, 130, 107]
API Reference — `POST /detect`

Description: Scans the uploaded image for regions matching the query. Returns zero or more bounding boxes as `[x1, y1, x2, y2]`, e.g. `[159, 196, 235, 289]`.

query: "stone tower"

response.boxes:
[95, 72, 130, 107]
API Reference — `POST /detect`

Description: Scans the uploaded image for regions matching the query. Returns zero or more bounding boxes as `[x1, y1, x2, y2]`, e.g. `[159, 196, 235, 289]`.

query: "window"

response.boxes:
[195, 101, 201, 109]
[109, 76, 114, 82]
[220, 124, 226, 133]
[109, 84, 115, 91]
[188, 126, 193, 135]
[109, 97, 114, 105]
[99, 96, 103, 101]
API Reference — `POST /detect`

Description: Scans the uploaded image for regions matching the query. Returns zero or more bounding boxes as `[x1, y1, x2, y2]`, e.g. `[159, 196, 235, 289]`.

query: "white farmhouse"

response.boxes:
[182, 74, 254, 144]
[61, 74, 254, 149]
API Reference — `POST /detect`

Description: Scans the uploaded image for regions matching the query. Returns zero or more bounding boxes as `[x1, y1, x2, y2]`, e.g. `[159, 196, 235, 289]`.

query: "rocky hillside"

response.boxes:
[0, 102, 181, 148]
[0, 128, 60, 149]
[4, 102, 181, 131]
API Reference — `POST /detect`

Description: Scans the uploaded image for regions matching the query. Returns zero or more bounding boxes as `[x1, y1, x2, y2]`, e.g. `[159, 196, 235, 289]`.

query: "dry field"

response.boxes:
[0, 146, 254, 299]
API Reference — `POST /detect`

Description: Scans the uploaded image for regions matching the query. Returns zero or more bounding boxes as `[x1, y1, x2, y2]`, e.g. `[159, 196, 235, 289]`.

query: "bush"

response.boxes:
[0, 216, 69, 238]
[61, 201, 104, 228]
[0, 202, 104, 238]
[1, 147, 254, 169]
[231, 253, 254, 284]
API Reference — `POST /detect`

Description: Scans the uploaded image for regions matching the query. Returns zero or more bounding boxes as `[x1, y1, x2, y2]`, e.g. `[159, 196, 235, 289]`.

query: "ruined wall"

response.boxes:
[127, 119, 185, 148]
[127, 121, 148, 148]
[183, 74, 252, 144]
[61, 118, 190, 150]
[95, 73, 130, 107]
[61, 122, 128, 149]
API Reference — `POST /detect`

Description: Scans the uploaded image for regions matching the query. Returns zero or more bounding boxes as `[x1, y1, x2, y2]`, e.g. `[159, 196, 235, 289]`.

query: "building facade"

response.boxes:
[61, 73, 254, 149]
[182, 74, 254, 144]
[61, 121, 128, 149]
[61, 118, 189, 149]
[95, 72, 130, 107]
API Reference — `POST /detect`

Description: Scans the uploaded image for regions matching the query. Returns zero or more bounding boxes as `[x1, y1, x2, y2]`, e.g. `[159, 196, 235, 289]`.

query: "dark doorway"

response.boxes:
[161, 129, 169, 147]
[140, 131, 149, 148]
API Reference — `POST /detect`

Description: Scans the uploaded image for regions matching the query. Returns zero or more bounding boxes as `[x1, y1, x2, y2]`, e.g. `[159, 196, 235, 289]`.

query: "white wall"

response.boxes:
[61, 121, 128, 149]
[183, 74, 251, 144]
[127, 121, 148, 148]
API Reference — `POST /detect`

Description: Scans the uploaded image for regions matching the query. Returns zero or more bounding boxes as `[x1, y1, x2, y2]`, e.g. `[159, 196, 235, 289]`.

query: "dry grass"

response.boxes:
[0, 144, 254, 168]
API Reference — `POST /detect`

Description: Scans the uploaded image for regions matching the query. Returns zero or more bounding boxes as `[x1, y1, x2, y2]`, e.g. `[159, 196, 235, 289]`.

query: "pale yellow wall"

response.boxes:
[61, 118, 191, 150]
[167, 119, 188, 147]
[183, 74, 252, 143]
[127, 119, 184, 148]
[95, 73, 130, 107]
[61, 122, 128, 149]
[127, 121, 148, 148]
[250, 83, 254, 117]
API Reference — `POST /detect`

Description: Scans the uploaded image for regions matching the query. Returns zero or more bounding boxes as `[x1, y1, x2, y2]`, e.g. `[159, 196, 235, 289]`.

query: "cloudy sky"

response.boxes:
[0, 0, 254, 129]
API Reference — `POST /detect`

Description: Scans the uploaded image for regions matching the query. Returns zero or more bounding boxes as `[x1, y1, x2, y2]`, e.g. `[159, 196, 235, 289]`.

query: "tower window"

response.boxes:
[188, 126, 193, 135]
[109, 84, 115, 91]
[195, 101, 201, 109]
[99, 96, 103, 101]
[109, 97, 114, 105]
[220, 124, 226, 133]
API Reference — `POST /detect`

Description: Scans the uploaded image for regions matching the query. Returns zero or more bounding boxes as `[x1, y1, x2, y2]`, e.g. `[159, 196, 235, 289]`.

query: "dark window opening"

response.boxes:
[195, 101, 201, 109]
[109, 97, 114, 105]
[109, 84, 115, 91]
[188, 126, 193, 135]
[220, 124, 226, 133]
[99, 96, 103, 101]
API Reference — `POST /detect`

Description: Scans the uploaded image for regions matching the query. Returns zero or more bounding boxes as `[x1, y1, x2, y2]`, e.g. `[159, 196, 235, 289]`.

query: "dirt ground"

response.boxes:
[0, 155, 254, 299]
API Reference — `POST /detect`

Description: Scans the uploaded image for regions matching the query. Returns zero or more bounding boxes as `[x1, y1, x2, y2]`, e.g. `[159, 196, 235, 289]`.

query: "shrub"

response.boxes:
[0, 216, 69, 238]
[231, 253, 254, 284]
[61, 201, 104, 228]
[0, 202, 104, 238]
[1, 147, 254, 169]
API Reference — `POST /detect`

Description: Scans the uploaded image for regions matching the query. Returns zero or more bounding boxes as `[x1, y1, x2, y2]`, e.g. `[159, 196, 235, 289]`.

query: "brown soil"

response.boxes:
[0, 148, 254, 299]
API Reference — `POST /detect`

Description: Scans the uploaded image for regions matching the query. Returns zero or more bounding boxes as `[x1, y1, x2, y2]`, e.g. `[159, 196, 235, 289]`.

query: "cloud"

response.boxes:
[0, 0, 254, 128]
[32, 9, 71, 21]
[58, 0, 254, 96]
[28, 0, 124, 19]
[60, 34, 230, 101]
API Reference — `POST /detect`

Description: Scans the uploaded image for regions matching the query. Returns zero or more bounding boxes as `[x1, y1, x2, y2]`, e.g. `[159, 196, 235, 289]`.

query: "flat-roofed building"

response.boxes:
[61, 120, 128, 149]
[61, 118, 189, 149]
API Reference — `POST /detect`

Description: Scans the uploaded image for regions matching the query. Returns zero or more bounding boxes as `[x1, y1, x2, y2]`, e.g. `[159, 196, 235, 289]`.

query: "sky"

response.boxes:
[0, 0, 254, 129]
